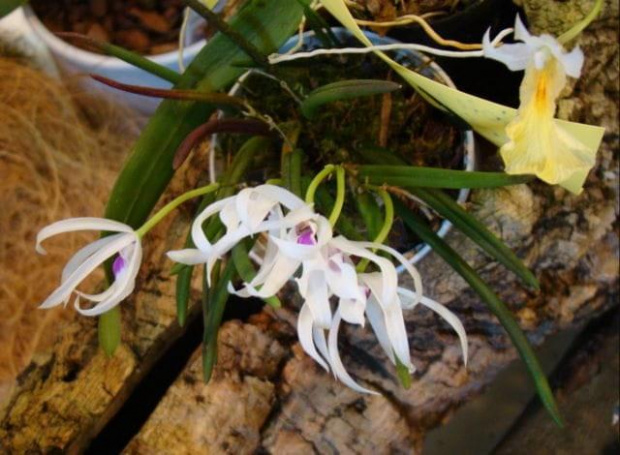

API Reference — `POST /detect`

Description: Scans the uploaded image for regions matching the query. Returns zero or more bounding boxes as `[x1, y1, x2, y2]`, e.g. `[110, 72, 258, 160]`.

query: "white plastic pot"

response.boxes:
[22, 5, 208, 114]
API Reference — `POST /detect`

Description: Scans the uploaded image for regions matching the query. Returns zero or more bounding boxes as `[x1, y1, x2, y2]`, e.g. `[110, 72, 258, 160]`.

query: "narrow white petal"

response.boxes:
[358, 241, 424, 307]
[312, 325, 330, 365]
[327, 310, 378, 394]
[61, 235, 121, 282]
[398, 289, 468, 365]
[297, 304, 329, 371]
[365, 296, 396, 363]
[513, 14, 532, 42]
[482, 28, 531, 72]
[330, 237, 398, 308]
[301, 269, 332, 329]
[339, 298, 366, 326]
[560, 46, 584, 78]
[36, 217, 133, 254]
[325, 255, 364, 301]
[252, 184, 306, 211]
[190, 197, 233, 252]
[40, 234, 133, 309]
[76, 244, 142, 316]
[167, 248, 212, 265]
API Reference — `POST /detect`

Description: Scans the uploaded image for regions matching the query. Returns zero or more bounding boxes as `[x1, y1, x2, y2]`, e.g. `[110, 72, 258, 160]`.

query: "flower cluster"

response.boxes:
[168, 185, 467, 391]
[37, 185, 467, 392]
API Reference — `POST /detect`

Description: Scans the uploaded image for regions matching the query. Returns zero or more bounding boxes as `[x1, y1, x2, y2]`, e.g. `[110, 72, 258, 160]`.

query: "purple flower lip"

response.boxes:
[297, 228, 316, 246]
[112, 255, 126, 277]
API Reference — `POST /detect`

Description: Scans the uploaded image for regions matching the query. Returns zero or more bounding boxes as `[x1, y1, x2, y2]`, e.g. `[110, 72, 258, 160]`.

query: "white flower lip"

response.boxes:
[483, 15, 584, 78]
[36, 217, 142, 316]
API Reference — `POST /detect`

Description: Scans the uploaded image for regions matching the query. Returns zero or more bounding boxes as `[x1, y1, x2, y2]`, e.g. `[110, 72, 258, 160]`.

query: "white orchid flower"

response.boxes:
[167, 184, 317, 281]
[483, 15, 594, 189]
[36, 217, 142, 316]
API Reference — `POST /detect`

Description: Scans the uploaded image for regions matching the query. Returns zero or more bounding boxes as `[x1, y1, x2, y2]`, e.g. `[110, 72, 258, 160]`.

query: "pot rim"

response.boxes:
[211, 27, 476, 268]
[22, 5, 206, 69]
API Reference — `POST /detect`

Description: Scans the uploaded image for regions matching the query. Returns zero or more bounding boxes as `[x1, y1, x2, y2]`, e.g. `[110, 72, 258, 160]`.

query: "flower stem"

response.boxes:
[328, 166, 346, 226]
[305, 164, 335, 205]
[558, 0, 603, 44]
[136, 183, 220, 238]
[356, 186, 394, 273]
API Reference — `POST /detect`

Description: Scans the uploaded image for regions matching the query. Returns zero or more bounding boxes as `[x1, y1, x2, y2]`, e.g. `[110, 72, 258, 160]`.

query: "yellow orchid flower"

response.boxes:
[483, 16, 594, 190]
[317, 0, 605, 194]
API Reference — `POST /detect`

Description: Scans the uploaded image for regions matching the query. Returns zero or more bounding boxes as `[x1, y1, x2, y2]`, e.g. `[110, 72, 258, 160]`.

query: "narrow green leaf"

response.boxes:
[98, 306, 121, 356]
[231, 241, 281, 308]
[394, 199, 563, 426]
[57, 32, 180, 84]
[202, 260, 236, 383]
[104, 0, 303, 229]
[294, 0, 339, 48]
[410, 188, 539, 289]
[357, 165, 533, 189]
[301, 80, 400, 119]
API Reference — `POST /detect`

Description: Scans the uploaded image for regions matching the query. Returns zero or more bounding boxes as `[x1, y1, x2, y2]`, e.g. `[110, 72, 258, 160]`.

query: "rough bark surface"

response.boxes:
[1, 1, 618, 454]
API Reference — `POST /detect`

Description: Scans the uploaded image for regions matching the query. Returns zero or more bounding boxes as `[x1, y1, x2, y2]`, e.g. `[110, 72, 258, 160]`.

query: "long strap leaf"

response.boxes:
[394, 199, 563, 426]
[356, 165, 533, 189]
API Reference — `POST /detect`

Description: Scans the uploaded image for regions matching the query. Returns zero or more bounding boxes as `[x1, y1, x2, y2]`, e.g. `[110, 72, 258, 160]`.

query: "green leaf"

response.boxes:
[0, 0, 26, 18]
[202, 260, 236, 383]
[314, 185, 364, 241]
[104, 0, 304, 229]
[301, 80, 400, 119]
[98, 306, 121, 356]
[294, 0, 340, 48]
[394, 199, 563, 426]
[395, 354, 412, 389]
[231, 241, 281, 308]
[57, 33, 180, 84]
[410, 188, 539, 289]
[357, 165, 533, 189]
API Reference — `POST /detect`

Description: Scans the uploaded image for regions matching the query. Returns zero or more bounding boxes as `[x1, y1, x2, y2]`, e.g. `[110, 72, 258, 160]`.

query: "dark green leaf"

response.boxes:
[301, 80, 400, 119]
[394, 199, 563, 426]
[357, 165, 533, 189]
[202, 260, 236, 383]
[98, 306, 121, 356]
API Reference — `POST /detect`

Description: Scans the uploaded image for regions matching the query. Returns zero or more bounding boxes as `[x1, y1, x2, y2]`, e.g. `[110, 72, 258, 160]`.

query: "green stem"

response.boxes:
[183, 0, 269, 68]
[305, 164, 335, 205]
[136, 183, 219, 238]
[328, 166, 346, 226]
[558, 0, 603, 44]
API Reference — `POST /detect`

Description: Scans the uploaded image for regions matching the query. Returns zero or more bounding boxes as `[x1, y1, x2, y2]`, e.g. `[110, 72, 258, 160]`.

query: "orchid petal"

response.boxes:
[327, 310, 378, 394]
[61, 235, 122, 282]
[76, 243, 142, 316]
[298, 269, 332, 329]
[398, 289, 468, 365]
[36, 217, 133, 254]
[482, 29, 531, 72]
[40, 233, 134, 309]
[298, 304, 330, 371]
[339, 298, 366, 326]
[167, 248, 212, 265]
